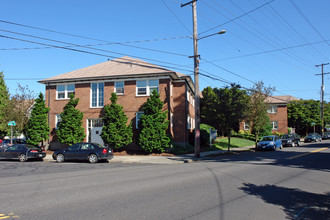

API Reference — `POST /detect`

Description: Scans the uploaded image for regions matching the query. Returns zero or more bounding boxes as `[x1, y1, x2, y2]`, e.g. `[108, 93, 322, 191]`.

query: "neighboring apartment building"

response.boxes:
[38, 57, 195, 150]
[240, 95, 299, 134]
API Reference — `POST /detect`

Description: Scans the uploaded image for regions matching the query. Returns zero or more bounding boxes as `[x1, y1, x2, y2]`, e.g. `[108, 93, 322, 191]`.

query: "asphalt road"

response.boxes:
[0, 140, 329, 220]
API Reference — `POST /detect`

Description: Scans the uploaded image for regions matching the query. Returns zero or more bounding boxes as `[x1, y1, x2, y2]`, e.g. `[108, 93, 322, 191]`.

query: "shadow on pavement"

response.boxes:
[240, 183, 330, 220]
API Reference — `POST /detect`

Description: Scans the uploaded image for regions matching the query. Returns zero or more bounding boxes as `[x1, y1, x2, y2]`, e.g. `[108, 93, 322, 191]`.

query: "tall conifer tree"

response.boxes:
[56, 94, 85, 146]
[25, 93, 50, 146]
[101, 93, 132, 149]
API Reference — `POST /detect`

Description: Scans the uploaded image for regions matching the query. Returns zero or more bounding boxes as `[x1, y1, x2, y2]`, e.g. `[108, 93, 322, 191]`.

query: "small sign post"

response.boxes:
[8, 121, 16, 145]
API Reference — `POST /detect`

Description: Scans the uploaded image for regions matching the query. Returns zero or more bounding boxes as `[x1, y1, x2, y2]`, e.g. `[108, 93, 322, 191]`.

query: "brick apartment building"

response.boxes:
[38, 57, 195, 150]
[240, 95, 299, 134]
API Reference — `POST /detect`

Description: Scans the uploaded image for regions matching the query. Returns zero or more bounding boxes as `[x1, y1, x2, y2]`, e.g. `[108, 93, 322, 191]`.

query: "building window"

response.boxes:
[170, 113, 173, 128]
[187, 115, 191, 129]
[115, 81, 124, 95]
[271, 121, 278, 130]
[170, 82, 173, 97]
[136, 79, 159, 96]
[91, 82, 104, 108]
[136, 112, 144, 129]
[56, 84, 75, 99]
[244, 122, 250, 130]
[187, 91, 190, 102]
[55, 114, 62, 129]
[267, 105, 278, 114]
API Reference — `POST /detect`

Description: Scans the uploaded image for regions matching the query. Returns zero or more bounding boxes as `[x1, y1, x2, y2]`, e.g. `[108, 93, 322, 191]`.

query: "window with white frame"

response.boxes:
[271, 121, 278, 130]
[267, 105, 278, 113]
[57, 84, 75, 99]
[244, 122, 250, 130]
[187, 91, 190, 102]
[187, 115, 191, 129]
[91, 82, 104, 108]
[136, 79, 159, 96]
[136, 112, 144, 129]
[55, 114, 62, 129]
[170, 82, 173, 97]
[115, 81, 124, 94]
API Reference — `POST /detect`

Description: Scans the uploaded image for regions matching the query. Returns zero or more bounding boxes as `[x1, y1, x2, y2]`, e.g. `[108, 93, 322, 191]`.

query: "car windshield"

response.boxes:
[2, 140, 10, 144]
[261, 137, 274, 142]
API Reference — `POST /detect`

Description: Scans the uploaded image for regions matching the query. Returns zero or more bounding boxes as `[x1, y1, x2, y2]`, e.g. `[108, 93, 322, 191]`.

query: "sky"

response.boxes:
[1, 0, 330, 101]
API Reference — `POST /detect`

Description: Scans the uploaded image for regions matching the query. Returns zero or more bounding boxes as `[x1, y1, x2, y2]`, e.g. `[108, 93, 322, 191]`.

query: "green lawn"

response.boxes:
[213, 137, 255, 150]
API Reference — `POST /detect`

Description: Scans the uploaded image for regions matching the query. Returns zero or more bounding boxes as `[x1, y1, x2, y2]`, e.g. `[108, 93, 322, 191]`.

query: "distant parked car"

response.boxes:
[52, 143, 113, 163]
[0, 144, 46, 162]
[257, 135, 282, 151]
[322, 132, 330, 140]
[0, 139, 26, 149]
[281, 133, 301, 147]
[304, 133, 322, 142]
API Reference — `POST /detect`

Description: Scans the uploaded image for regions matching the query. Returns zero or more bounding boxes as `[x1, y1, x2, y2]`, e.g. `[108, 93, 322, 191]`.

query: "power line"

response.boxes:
[199, 0, 275, 36]
[0, 34, 195, 75]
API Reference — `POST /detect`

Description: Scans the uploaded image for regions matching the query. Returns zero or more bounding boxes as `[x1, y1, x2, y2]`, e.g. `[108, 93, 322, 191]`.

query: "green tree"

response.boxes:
[138, 90, 171, 153]
[25, 93, 50, 147]
[247, 81, 274, 147]
[101, 93, 133, 149]
[288, 100, 321, 135]
[219, 84, 250, 152]
[0, 71, 10, 136]
[56, 94, 85, 146]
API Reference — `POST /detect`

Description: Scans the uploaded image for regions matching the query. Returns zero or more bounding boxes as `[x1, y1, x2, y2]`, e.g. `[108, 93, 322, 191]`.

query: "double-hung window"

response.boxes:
[244, 122, 250, 130]
[267, 105, 278, 114]
[115, 81, 124, 95]
[91, 82, 104, 108]
[136, 79, 159, 96]
[57, 84, 75, 99]
[55, 114, 62, 129]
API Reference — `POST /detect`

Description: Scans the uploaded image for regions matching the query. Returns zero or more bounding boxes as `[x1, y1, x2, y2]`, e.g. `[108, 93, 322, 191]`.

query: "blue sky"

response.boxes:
[1, 0, 330, 101]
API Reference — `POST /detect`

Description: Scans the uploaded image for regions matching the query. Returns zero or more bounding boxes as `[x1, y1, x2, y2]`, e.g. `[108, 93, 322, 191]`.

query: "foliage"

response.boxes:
[138, 90, 171, 153]
[6, 84, 36, 136]
[201, 84, 250, 152]
[101, 93, 133, 149]
[168, 143, 194, 155]
[214, 137, 255, 150]
[247, 81, 274, 146]
[200, 123, 216, 147]
[231, 130, 255, 141]
[25, 93, 50, 146]
[0, 71, 10, 136]
[56, 94, 85, 146]
[288, 100, 321, 135]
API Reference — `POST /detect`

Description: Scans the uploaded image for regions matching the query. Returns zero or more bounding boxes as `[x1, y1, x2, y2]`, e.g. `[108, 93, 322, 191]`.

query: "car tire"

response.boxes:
[292, 142, 295, 147]
[88, 154, 98, 164]
[56, 154, 64, 163]
[297, 141, 301, 146]
[273, 146, 277, 151]
[19, 154, 27, 162]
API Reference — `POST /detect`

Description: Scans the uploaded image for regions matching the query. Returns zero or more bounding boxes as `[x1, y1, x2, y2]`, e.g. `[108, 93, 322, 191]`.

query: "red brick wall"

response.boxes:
[45, 78, 190, 148]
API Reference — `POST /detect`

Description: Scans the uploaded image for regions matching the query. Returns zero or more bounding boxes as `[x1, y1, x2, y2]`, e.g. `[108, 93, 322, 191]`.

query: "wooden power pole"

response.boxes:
[315, 63, 330, 134]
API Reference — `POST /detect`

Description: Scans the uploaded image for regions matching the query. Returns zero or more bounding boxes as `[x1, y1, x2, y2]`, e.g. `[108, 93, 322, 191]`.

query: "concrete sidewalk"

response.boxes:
[44, 146, 255, 164]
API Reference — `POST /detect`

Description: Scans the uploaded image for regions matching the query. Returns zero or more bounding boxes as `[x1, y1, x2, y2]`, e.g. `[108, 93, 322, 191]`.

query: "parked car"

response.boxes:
[322, 132, 330, 139]
[256, 135, 282, 151]
[304, 133, 322, 142]
[52, 142, 113, 163]
[0, 144, 46, 162]
[281, 133, 301, 147]
[0, 139, 26, 149]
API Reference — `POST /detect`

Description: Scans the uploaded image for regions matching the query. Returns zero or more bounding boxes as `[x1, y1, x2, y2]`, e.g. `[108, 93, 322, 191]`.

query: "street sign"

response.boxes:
[8, 121, 16, 126]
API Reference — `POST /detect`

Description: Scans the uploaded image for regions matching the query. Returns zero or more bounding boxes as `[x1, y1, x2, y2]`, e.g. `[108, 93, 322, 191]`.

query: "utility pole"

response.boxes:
[182, 0, 200, 158]
[315, 63, 329, 135]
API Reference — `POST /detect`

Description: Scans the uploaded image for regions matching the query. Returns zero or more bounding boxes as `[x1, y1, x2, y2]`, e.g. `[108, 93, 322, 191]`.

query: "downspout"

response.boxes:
[47, 82, 51, 150]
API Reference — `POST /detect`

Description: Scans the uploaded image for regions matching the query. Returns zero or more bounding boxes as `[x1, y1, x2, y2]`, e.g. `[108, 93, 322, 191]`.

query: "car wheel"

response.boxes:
[88, 154, 98, 164]
[273, 146, 277, 151]
[280, 144, 283, 149]
[19, 154, 27, 162]
[297, 141, 301, 146]
[56, 154, 64, 163]
[292, 142, 295, 147]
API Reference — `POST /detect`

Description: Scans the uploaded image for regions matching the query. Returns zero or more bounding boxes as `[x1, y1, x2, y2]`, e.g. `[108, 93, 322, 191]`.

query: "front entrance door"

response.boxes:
[88, 119, 104, 146]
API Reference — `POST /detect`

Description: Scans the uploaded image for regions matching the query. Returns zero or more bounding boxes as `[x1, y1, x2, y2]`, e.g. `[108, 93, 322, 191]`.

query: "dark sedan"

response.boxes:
[281, 133, 301, 147]
[304, 133, 322, 142]
[52, 142, 113, 163]
[0, 144, 46, 162]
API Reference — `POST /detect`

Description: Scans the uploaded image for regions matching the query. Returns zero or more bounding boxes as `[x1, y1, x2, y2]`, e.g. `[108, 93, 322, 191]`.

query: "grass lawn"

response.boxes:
[213, 137, 255, 150]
